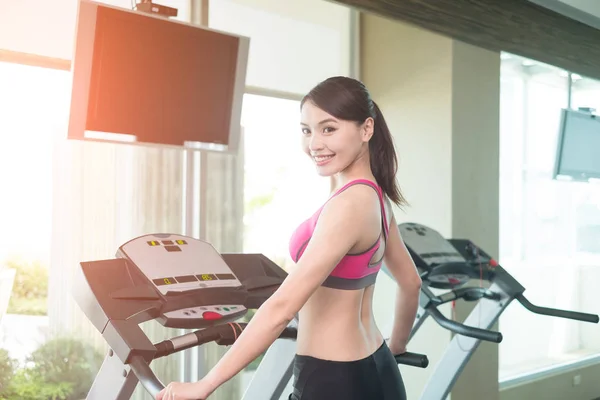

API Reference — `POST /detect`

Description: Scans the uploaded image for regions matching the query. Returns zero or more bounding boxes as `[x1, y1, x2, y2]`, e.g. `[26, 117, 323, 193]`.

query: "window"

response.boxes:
[0, 0, 191, 60]
[0, 60, 243, 400]
[208, 0, 353, 95]
[1, 2, 355, 398]
[241, 93, 330, 267]
[498, 54, 600, 381]
[0, 61, 88, 399]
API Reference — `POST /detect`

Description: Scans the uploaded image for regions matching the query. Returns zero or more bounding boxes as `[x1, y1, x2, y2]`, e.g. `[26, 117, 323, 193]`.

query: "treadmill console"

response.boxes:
[118, 234, 242, 295]
[117, 234, 246, 326]
[75, 234, 286, 332]
[398, 223, 466, 269]
[398, 223, 496, 289]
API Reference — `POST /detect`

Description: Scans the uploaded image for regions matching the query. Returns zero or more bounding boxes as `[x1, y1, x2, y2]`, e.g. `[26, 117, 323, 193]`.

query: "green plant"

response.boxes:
[25, 337, 104, 400]
[2, 368, 71, 400]
[4, 257, 48, 315]
[0, 337, 104, 400]
[244, 191, 276, 216]
[0, 349, 16, 396]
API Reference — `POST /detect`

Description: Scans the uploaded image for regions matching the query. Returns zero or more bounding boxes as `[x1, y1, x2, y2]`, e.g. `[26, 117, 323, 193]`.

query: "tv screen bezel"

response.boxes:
[67, 0, 249, 154]
[553, 108, 600, 182]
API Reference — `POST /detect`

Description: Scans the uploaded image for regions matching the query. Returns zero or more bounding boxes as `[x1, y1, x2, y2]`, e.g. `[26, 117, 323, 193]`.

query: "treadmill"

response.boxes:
[394, 222, 599, 400]
[221, 222, 600, 400]
[75, 233, 429, 400]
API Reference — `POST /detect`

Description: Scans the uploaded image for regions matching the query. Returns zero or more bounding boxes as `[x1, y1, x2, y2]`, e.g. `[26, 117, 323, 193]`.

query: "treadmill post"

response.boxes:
[241, 318, 299, 400]
[392, 223, 598, 400]
[418, 282, 512, 400]
[87, 349, 139, 400]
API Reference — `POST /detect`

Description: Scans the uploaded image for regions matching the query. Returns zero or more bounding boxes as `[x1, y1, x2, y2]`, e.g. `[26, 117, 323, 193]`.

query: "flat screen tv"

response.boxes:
[68, 0, 249, 152]
[553, 108, 600, 181]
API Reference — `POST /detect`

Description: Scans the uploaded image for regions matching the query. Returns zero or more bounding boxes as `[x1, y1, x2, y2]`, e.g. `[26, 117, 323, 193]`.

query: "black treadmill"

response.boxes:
[393, 222, 599, 400]
[75, 233, 429, 400]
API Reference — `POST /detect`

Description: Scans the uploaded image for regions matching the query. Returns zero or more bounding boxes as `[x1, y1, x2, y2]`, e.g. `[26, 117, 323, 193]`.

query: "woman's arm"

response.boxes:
[201, 185, 377, 394]
[383, 213, 422, 353]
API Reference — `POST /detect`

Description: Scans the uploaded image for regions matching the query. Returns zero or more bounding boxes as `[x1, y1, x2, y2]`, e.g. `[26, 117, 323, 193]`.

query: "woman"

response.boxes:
[157, 76, 422, 400]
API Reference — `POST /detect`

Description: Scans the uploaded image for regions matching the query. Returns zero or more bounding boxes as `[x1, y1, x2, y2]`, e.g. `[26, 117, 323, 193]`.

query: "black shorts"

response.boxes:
[289, 341, 407, 400]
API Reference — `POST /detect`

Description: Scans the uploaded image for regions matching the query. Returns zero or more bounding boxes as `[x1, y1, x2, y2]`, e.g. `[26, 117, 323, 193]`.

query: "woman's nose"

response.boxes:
[308, 134, 324, 151]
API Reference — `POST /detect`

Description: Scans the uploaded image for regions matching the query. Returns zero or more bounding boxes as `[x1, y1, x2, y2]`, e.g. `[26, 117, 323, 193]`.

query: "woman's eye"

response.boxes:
[323, 127, 336, 134]
[301, 128, 310, 135]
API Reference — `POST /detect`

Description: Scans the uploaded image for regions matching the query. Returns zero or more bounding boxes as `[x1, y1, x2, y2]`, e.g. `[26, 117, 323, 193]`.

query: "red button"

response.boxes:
[202, 311, 222, 320]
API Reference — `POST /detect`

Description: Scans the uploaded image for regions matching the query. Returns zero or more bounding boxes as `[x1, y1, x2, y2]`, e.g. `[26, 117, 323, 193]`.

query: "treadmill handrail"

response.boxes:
[132, 328, 430, 399]
[427, 261, 495, 278]
[129, 355, 166, 398]
[154, 325, 299, 359]
[516, 294, 599, 323]
[395, 352, 429, 368]
[153, 324, 430, 368]
[427, 306, 503, 343]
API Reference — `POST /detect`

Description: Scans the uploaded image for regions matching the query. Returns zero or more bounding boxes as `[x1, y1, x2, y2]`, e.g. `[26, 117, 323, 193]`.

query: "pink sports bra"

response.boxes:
[288, 179, 390, 290]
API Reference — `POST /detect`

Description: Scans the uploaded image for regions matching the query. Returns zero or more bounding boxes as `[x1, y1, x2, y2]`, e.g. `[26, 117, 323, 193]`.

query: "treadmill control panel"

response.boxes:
[118, 234, 242, 295]
[398, 223, 466, 267]
[163, 304, 245, 321]
[75, 232, 287, 332]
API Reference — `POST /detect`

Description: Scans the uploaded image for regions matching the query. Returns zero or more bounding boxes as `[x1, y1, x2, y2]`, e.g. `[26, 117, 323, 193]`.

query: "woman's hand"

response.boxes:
[385, 338, 406, 356]
[156, 379, 214, 400]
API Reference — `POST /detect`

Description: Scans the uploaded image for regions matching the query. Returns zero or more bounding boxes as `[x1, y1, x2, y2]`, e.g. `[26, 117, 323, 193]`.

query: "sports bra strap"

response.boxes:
[330, 179, 390, 238]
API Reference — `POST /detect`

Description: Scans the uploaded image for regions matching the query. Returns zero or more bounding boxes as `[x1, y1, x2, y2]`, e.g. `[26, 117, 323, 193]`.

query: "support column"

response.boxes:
[450, 38, 500, 400]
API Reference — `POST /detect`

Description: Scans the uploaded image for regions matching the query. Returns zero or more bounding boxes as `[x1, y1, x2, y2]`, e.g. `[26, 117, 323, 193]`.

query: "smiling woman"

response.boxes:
[177, 77, 422, 400]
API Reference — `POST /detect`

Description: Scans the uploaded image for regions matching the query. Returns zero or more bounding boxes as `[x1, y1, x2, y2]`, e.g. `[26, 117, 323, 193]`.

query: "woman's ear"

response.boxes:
[362, 117, 375, 142]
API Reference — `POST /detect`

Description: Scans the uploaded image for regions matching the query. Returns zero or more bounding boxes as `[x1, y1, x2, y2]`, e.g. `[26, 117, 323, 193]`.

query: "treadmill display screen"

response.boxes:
[153, 277, 176, 286]
[120, 234, 242, 295]
[175, 275, 198, 283]
[198, 274, 218, 281]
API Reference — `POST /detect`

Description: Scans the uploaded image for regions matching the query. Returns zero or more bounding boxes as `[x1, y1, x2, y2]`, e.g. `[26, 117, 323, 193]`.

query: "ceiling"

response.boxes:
[528, 0, 600, 29]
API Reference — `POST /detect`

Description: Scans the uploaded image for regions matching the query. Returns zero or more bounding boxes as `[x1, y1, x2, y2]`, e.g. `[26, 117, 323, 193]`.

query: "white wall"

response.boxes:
[360, 17, 454, 233]
[527, 0, 600, 30]
[361, 14, 455, 400]
[0, 0, 190, 60]
[0, 0, 79, 59]
[450, 39, 501, 400]
[208, 0, 352, 95]
[557, 0, 600, 17]
[580, 266, 600, 350]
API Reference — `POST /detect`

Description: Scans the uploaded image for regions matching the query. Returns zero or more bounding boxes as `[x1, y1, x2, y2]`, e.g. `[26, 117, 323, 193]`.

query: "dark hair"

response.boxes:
[301, 76, 407, 207]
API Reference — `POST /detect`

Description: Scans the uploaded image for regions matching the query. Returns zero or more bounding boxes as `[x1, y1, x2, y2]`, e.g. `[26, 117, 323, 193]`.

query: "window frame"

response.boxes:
[499, 53, 600, 388]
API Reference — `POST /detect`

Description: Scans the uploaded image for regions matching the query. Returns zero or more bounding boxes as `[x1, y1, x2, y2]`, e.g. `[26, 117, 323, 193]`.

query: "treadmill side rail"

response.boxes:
[242, 319, 298, 400]
[418, 283, 513, 400]
[104, 320, 157, 364]
[87, 350, 139, 400]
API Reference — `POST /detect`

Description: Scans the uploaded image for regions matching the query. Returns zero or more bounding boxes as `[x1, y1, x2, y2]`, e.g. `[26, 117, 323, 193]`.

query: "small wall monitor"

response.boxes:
[68, 0, 249, 152]
[553, 108, 600, 181]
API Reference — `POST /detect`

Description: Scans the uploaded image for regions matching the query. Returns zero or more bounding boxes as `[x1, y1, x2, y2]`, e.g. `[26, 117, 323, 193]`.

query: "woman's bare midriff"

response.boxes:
[295, 283, 384, 361]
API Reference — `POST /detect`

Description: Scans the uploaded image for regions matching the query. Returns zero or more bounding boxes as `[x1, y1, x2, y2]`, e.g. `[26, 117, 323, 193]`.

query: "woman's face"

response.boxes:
[300, 101, 373, 177]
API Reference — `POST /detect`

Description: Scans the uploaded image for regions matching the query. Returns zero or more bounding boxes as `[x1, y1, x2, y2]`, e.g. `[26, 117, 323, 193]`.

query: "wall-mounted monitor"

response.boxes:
[68, 0, 249, 152]
[553, 108, 600, 181]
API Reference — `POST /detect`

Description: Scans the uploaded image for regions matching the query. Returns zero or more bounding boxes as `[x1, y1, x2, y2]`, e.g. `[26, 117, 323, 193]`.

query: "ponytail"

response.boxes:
[370, 102, 407, 207]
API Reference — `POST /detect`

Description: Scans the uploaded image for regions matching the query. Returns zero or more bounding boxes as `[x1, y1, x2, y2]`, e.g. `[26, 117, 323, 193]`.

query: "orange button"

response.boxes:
[202, 311, 222, 320]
